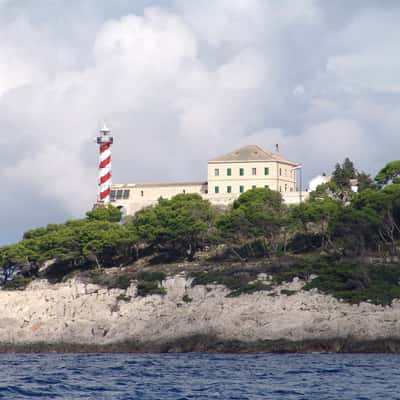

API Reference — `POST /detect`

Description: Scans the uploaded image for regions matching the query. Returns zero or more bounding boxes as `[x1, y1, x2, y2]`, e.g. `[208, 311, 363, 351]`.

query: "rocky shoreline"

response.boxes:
[3, 337, 400, 353]
[1, 276, 400, 353]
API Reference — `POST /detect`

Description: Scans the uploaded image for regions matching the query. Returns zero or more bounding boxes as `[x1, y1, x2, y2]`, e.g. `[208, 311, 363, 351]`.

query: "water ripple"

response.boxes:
[0, 353, 398, 399]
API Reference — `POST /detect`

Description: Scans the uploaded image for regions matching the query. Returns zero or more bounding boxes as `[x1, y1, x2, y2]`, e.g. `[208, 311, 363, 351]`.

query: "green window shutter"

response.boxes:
[239, 168, 244, 176]
[227, 168, 232, 176]
[252, 185, 256, 190]
[264, 167, 269, 175]
[215, 186, 219, 194]
[227, 186, 232, 193]
[239, 185, 244, 193]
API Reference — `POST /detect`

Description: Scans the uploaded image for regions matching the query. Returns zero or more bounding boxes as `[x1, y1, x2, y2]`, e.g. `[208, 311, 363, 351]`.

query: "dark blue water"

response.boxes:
[0, 353, 399, 399]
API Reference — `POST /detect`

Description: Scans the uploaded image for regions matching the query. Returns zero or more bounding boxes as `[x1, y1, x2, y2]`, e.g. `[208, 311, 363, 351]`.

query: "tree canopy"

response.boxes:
[2, 159, 400, 288]
[375, 160, 400, 186]
[130, 193, 216, 260]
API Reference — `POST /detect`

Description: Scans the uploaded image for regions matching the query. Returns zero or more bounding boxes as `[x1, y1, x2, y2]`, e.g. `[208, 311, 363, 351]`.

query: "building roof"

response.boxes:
[208, 144, 297, 165]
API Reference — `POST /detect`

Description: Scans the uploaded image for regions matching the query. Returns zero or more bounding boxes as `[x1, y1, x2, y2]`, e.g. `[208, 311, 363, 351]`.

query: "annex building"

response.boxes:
[110, 145, 306, 215]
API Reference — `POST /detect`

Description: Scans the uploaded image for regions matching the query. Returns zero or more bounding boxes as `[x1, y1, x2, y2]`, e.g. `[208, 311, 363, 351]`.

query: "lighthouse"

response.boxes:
[96, 123, 114, 203]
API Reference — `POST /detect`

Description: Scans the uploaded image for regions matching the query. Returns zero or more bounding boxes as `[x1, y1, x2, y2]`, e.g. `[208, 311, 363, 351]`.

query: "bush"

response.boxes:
[136, 270, 167, 297]
[116, 293, 132, 302]
[113, 274, 131, 290]
[191, 268, 271, 297]
[280, 289, 297, 296]
[182, 294, 193, 303]
[3, 274, 32, 290]
[137, 271, 166, 283]
[227, 281, 272, 297]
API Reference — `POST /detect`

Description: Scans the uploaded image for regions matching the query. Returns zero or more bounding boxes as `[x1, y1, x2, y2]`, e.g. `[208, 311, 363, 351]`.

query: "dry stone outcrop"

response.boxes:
[0, 276, 399, 352]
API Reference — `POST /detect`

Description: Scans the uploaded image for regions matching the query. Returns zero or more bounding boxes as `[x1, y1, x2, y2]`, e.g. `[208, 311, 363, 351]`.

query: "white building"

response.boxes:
[110, 145, 308, 214]
[308, 175, 359, 193]
[308, 175, 331, 192]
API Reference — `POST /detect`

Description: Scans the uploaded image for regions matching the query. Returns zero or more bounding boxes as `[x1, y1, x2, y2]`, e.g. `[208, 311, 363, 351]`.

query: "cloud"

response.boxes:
[1, 0, 400, 243]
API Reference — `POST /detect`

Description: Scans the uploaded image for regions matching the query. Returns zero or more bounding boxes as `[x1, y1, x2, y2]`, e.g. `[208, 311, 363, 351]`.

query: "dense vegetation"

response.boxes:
[2, 158, 400, 304]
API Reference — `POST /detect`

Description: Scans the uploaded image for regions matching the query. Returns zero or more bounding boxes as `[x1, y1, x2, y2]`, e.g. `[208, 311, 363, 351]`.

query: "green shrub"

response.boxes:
[182, 294, 193, 303]
[137, 271, 166, 282]
[113, 274, 131, 290]
[227, 281, 272, 297]
[280, 289, 297, 296]
[136, 270, 167, 297]
[304, 262, 400, 305]
[3, 275, 32, 290]
[116, 293, 132, 302]
[191, 269, 271, 297]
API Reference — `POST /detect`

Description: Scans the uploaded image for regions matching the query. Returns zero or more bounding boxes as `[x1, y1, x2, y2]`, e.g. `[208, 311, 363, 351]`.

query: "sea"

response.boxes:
[0, 353, 398, 399]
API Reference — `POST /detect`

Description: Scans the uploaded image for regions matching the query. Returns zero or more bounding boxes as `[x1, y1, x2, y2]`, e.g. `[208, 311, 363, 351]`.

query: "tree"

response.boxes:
[375, 160, 400, 186]
[0, 211, 137, 284]
[356, 171, 376, 192]
[329, 206, 380, 256]
[290, 197, 342, 251]
[315, 158, 369, 202]
[342, 158, 356, 181]
[131, 193, 216, 261]
[217, 188, 286, 256]
[86, 205, 122, 223]
[349, 185, 400, 254]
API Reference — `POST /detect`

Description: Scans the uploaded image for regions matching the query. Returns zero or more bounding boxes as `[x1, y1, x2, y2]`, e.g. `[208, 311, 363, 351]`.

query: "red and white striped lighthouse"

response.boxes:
[96, 123, 114, 203]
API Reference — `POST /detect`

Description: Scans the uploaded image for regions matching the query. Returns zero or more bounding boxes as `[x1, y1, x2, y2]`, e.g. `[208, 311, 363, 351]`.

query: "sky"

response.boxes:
[1, 0, 400, 244]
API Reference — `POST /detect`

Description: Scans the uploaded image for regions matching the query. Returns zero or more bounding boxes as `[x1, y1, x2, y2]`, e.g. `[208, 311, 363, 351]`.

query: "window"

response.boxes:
[279, 168, 282, 176]
[214, 186, 219, 194]
[252, 168, 257, 176]
[264, 185, 269, 189]
[116, 190, 123, 199]
[141, 190, 144, 197]
[239, 185, 244, 193]
[110, 190, 116, 201]
[252, 185, 256, 189]
[239, 168, 244, 176]
[227, 168, 232, 176]
[264, 167, 269, 176]
[285, 169, 287, 176]
[279, 186, 282, 192]
[214, 168, 219, 177]
[123, 189, 130, 199]
[183, 189, 186, 194]
[227, 186, 232, 193]
[285, 184, 288, 192]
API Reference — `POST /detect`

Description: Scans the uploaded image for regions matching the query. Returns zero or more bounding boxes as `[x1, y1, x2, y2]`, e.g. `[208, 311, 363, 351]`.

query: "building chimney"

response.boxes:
[275, 143, 279, 153]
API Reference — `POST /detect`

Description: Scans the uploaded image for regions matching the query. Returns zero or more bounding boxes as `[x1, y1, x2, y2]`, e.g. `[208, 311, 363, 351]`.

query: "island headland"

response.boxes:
[2, 157, 400, 352]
